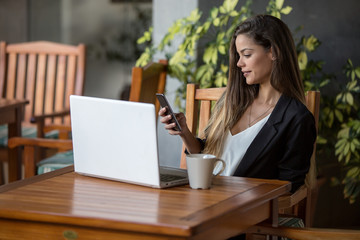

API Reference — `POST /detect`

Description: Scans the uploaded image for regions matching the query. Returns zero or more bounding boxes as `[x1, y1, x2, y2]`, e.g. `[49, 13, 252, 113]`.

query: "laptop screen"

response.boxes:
[70, 95, 162, 187]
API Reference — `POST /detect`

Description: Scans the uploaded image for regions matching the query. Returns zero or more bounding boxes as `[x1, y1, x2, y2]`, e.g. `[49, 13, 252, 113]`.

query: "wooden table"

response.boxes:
[0, 166, 290, 240]
[0, 99, 29, 182]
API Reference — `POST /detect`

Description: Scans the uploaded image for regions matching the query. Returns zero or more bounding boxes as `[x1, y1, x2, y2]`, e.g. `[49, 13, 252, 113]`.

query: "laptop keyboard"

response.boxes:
[160, 174, 186, 182]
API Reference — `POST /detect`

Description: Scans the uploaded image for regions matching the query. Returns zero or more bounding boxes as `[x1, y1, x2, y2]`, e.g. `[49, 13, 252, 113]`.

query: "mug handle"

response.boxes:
[213, 159, 226, 176]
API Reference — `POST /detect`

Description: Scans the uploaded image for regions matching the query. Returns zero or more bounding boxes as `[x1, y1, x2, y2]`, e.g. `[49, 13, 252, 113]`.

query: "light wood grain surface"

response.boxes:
[0, 166, 290, 239]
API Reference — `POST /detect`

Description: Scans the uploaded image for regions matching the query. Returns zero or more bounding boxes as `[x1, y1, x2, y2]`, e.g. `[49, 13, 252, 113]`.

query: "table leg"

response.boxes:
[8, 107, 22, 182]
[270, 198, 279, 240]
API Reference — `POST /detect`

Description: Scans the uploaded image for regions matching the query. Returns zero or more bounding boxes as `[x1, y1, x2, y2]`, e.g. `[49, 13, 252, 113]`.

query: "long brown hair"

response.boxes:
[203, 14, 304, 157]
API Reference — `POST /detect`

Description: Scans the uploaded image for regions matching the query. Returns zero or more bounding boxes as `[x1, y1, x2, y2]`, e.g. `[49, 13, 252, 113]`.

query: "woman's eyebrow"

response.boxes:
[240, 48, 254, 53]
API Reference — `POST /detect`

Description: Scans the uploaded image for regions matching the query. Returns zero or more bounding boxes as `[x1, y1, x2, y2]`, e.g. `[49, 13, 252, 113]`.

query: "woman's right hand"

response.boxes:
[159, 107, 203, 154]
[159, 107, 187, 136]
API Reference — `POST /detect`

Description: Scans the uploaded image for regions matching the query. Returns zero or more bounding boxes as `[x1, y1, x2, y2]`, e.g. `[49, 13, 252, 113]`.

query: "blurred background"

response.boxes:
[1, 0, 359, 229]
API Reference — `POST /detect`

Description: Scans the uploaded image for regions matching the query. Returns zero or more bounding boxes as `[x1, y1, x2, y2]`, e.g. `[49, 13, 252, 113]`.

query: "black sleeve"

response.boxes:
[278, 111, 317, 192]
[184, 138, 206, 154]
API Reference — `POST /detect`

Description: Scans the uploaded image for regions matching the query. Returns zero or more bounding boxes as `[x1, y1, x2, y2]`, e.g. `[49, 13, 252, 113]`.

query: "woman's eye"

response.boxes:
[244, 54, 251, 58]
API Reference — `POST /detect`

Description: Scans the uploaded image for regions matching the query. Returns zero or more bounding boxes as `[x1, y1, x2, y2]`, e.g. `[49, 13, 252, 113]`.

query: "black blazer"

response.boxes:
[199, 94, 317, 193]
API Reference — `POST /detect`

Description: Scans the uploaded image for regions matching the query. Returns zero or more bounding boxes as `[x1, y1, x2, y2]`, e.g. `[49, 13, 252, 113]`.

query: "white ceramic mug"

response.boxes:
[186, 154, 226, 189]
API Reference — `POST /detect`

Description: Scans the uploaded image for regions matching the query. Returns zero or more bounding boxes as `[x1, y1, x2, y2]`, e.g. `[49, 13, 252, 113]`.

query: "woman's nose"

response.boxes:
[237, 58, 244, 68]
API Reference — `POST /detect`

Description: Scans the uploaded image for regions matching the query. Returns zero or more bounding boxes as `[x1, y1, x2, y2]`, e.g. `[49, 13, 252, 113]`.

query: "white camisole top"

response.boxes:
[214, 114, 271, 176]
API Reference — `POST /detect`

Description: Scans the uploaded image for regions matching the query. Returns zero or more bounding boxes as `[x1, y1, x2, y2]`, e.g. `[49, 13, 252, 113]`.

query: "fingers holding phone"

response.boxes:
[160, 109, 187, 134]
[156, 94, 182, 133]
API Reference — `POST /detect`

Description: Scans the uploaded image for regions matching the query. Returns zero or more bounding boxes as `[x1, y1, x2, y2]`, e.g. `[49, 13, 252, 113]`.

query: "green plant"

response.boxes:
[331, 60, 360, 203]
[136, 0, 360, 203]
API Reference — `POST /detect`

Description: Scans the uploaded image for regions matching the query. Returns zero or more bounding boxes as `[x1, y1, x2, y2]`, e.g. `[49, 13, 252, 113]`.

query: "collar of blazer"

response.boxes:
[233, 94, 292, 176]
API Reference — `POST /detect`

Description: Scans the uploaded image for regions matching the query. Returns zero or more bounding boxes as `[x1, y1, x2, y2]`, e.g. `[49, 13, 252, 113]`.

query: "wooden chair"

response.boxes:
[129, 59, 168, 116]
[180, 83, 321, 227]
[7, 59, 168, 179]
[246, 223, 360, 240]
[0, 41, 86, 182]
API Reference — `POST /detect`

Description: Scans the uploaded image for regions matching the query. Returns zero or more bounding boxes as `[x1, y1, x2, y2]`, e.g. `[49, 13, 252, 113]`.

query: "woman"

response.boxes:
[160, 14, 316, 193]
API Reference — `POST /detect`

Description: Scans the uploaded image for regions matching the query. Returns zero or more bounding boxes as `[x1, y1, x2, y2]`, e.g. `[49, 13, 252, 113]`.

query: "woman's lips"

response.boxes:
[242, 71, 251, 77]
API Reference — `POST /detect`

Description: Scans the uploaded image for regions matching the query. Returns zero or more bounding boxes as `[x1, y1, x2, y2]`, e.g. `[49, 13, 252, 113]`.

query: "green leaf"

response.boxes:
[211, 47, 218, 64]
[338, 127, 350, 138]
[274, 11, 281, 19]
[350, 142, 356, 152]
[355, 67, 360, 78]
[195, 65, 209, 81]
[213, 18, 220, 27]
[203, 46, 214, 64]
[169, 51, 187, 65]
[298, 51, 308, 70]
[344, 142, 350, 155]
[218, 45, 226, 55]
[221, 64, 228, 73]
[187, 9, 201, 22]
[346, 92, 354, 105]
[334, 109, 343, 122]
[319, 79, 330, 87]
[347, 80, 357, 90]
[219, 6, 226, 14]
[203, 22, 211, 32]
[210, 7, 219, 19]
[223, 0, 238, 13]
[216, 32, 225, 42]
[196, 26, 204, 34]
[353, 138, 360, 147]
[306, 35, 318, 51]
[229, 10, 239, 17]
[280, 6, 292, 15]
[275, 0, 284, 9]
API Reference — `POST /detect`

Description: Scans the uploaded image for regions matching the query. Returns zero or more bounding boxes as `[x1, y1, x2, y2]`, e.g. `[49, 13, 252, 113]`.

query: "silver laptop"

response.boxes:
[70, 95, 188, 188]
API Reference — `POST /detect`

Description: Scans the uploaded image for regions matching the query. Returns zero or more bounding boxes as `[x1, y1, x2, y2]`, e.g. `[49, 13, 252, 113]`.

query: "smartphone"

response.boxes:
[156, 93, 182, 131]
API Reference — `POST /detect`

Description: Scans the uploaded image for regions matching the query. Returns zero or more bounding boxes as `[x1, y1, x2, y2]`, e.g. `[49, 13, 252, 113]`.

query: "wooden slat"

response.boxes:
[129, 67, 143, 102]
[45, 54, 56, 125]
[181, 84, 199, 168]
[74, 44, 86, 95]
[6, 53, 17, 99]
[63, 55, 76, 124]
[24, 54, 36, 123]
[0, 42, 6, 97]
[6, 41, 79, 55]
[185, 83, 198, 134]
[65, 55, 76, 100]
[54, 55, 66, 124]
[34, 54, 46, 117]
[15, 54, 26, 99]
[195, 87, 225, 101]
[199, 100, 211, 135]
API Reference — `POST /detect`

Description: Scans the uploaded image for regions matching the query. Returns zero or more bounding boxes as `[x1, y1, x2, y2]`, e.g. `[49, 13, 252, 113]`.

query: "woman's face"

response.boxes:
[235, 34, 274, 86]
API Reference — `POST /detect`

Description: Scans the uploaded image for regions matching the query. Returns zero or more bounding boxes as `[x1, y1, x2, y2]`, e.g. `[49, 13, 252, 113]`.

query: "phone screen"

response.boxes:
[156, 93, 182, 131]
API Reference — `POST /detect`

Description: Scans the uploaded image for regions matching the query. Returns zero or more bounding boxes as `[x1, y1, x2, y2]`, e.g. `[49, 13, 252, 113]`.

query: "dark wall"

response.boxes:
[28, 0, 61, 41]
[0, 0, 29, 42]
[0, 0, 61, 43]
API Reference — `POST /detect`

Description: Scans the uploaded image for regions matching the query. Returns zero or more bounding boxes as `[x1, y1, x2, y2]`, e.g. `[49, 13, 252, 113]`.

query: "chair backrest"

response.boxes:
[180, 83, 225, 168]
[304, 91, 320, 191]
[129, 59, 168, 116]
[0, 41, 86, 126]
